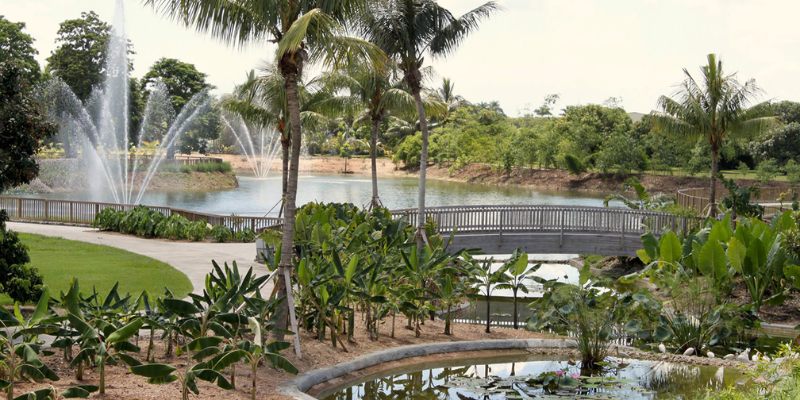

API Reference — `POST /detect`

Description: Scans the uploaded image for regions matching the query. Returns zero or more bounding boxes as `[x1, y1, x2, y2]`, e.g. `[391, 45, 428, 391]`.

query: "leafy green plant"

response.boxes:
[210, 225, 232, 243]
[0, 210, 43, 303]
[93, 208, 123, 231]
[562, 153, 587, 175]
[497, 250, 540, 329]
[155, 214, 189, 240]
[470, 256, 507, 334]
[62, 280, 143, 395]
[719, 176, 764, 218]
[185, 221, 209, 241]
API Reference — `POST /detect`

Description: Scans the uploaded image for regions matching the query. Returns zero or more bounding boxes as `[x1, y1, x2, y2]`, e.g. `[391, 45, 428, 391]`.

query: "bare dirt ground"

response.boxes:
[16, 318, 552, 399]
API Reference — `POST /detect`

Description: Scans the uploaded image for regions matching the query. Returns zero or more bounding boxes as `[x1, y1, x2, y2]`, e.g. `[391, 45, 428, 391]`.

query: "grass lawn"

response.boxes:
[2, 233, 192, 304]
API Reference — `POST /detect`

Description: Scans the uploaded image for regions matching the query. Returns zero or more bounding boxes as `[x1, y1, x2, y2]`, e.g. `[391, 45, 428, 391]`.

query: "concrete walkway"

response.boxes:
[9, 222, 272, 294]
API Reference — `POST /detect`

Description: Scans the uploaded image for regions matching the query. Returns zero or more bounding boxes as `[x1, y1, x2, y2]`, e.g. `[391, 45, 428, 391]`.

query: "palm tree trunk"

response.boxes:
[370, 117, 381, 207]
[275, 66, 304, 341]
[280, 129, 290, 217]
[411, 87, 430, 253]
[709, 142, 719, 217]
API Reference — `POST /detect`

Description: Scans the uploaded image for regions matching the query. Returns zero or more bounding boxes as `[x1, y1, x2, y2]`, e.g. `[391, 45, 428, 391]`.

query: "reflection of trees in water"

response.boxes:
[324, 359, 731, 400]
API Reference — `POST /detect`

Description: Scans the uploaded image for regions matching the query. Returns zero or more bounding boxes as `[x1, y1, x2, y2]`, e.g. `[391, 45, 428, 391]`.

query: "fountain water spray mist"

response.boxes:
[40, 0, 209, 204]
[221, 114, 282, 178]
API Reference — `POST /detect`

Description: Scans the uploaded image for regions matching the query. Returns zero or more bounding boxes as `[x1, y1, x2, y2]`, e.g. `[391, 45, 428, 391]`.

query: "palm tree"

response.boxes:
[655, 54, 774, 215]
[433, 77, 468, 121]
[320, 62, 444, 206]
[224, 66, 329, 205]
[147, 0, 383, 341]
[360, 0, 498, 250]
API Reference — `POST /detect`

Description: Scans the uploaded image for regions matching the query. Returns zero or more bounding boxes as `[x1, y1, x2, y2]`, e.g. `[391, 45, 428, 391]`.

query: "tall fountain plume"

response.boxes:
[40, 0, 209, 204]
[221, 114, 282, 178]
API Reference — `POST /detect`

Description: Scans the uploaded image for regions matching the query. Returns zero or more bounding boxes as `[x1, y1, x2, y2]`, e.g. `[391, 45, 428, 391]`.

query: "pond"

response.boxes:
[318, 353, 746, 400]
[27, 174, 616, 216]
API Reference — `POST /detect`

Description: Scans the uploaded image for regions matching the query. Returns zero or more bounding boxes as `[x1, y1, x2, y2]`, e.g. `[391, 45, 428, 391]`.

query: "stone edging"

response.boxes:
[278, 338, 576, 400]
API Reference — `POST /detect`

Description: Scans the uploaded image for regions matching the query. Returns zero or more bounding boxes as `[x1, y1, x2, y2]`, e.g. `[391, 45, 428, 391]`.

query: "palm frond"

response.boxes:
[429, 2, 499, 57]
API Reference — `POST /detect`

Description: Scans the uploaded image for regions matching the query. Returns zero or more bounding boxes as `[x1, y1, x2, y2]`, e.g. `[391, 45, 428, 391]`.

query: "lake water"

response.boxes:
[33, 174, 615, 216]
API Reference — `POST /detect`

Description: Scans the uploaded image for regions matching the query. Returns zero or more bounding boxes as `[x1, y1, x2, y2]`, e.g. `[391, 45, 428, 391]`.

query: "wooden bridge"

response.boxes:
[1, 196, 694, 256]
[390, 205, 696, 256]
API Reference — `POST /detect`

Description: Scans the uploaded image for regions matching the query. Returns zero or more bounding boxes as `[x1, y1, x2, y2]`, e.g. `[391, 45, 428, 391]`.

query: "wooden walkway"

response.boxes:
[390, 205, 696, 255]
[1, 196, 694, 256]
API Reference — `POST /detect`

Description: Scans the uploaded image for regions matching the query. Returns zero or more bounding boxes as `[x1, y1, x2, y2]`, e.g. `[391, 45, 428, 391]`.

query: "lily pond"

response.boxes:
[318, 353, 747, 400]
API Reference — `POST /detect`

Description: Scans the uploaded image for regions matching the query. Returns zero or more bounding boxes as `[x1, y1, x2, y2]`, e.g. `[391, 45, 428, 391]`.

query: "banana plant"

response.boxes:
[0, 325, 59, 400]
[239, 318, 297, 400]
[469, 256, 507, 333]
[496, 250, 541, 329]
[64, 280, 144, 395]
[130, 335, 244, 400]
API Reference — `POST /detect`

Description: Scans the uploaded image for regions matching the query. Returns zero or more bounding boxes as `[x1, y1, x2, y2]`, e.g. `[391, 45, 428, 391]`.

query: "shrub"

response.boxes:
[210, 225, 233, 243]
[562, 154, 586, 175]
[755, 159, 780, 183]
[94, 208, 124, 231]
[155, 214, 189, 240]
[234, 228, 256, 243]
[118, 206, 165, 238]
[185, 221, 209, 241]
[0, 210, 44, 302]
[0, 263, 44, 303]
[785, 160, 800, 184]
[179, 161, 232, 173]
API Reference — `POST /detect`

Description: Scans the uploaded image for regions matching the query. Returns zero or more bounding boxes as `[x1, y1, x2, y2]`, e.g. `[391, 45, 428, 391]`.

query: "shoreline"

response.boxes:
[214, 154, 796, 196]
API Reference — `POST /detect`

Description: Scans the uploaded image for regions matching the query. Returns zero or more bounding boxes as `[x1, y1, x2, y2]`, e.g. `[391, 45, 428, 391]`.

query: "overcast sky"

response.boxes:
[1, 0, 798, 115]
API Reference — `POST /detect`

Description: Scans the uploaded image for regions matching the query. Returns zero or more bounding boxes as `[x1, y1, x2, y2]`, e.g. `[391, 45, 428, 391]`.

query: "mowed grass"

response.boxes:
[6, 233, 192, 303]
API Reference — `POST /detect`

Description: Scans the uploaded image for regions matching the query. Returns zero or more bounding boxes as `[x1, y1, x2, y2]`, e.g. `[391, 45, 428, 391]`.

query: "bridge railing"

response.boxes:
[0, 196, 281, 233]
[390, 205, 696, 236]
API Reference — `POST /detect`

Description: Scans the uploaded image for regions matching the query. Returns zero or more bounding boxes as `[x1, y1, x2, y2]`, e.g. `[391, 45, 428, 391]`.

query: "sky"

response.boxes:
[1, 0, 799, 115]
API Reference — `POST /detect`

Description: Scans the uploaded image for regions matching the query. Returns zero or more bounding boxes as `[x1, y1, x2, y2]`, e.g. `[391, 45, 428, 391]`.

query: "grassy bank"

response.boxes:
[2, 233, 192, 303]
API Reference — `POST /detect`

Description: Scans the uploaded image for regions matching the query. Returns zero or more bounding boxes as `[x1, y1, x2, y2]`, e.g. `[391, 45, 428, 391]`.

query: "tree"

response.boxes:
[142, 58, 211, 112]
[0, 16, 40, 84]
[0, 63, 56, 193]
[533, 93, 559, 117]
[655, 54, 774, 215]
[433, 77, 467, 121]
[361, 0, 497, 252]
[46, 11, 111, 102]
[148, 0, 383, 343]
[320, 61, 421, 206]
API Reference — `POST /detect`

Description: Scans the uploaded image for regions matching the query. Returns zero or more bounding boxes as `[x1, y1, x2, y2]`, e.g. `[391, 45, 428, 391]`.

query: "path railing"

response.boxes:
[2, 196, 695, 238]
[677, 186, 797, 216]
[389, 205, 696, 236]
[0, 196, 280, 233]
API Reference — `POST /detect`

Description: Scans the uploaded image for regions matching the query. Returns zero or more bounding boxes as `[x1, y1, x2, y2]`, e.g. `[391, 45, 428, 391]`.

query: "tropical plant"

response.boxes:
[147, 0, 385, 340]
[360, 0, 497, 252]
[470, 256, 507, 333]
[239, 318, 297, 400]
[604, 177, 672, 211]
[62, 280, 144, 395]
[719, 176, 764, 218]
[0, 210, 44, 303]
[496, 250, 539, 329]
[654, 53, 774, 215]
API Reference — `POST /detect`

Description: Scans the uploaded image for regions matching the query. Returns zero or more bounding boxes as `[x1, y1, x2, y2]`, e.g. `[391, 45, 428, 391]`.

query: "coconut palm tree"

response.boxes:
[224, 65, 329, 205]
[655, 53, 774, 215]
[433, 77, 468, 121]
[146, 0, 383, 341]
[320, 62, 444, 206]
[360, 0, 498, 250]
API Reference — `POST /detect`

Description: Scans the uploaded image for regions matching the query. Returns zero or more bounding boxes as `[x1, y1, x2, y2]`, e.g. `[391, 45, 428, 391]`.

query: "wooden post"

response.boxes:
[283, 267, 302, 359]
[559, 209, 564, 247]
[16, 198, 22, 219]
[43, 199, 49, 221]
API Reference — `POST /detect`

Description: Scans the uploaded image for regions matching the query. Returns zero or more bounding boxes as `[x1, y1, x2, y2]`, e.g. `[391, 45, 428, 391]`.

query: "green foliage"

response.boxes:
[210, 225, 233, 243]
[185, 221, 209, 242]
[0, 63, 57, 193]
[562, 154, 586, 175]
[0, 16, 40, 84]
[703, 345, 800, 400]
[719, 177, 764, 218]
[0, 211, 43, 303]
[604, 177, 672, 211]
[755, 159, 780, 183]
[177, 161, 232, 173]
[45, 11, 113, 102]
[785, 160, 800, 184]
[529, 264, 660, 368]
[750, 123, 800, 165]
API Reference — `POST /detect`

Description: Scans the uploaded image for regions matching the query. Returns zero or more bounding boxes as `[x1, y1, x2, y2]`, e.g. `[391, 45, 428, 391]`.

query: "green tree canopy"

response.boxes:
[141, 57, 211, 112]
[0, 63, 57, 192]
[0, 16, 40, 84]
[45, 11, 112, 102]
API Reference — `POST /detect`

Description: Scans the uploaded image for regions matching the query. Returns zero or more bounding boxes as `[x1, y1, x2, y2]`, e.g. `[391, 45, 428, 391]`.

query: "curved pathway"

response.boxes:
[8, 222, 271, 294]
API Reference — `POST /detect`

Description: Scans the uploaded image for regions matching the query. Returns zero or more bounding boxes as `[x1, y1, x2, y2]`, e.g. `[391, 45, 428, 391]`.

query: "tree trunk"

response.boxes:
[280, 131, 290, 217]
[709, 142, 719, 217]
[513, 292, 518, 329]
[411, 85, 430, 254]
[485, 289, 492, 334]
[370, 117, 381, 207]
[274, 65, 304, 341]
